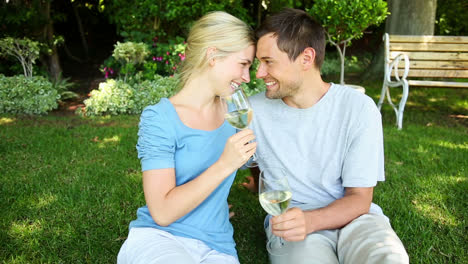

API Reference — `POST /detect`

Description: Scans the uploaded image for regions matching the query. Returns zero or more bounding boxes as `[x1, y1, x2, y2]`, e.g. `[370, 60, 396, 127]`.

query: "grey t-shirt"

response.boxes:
[250, 83, 386, 217]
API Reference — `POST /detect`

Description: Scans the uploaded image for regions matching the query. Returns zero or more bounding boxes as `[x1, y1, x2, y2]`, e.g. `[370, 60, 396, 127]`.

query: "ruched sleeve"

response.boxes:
[136, 104, 176, 171]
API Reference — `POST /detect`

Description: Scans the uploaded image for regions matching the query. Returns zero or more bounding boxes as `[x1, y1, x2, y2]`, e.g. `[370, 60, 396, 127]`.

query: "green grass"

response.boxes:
[1, 83, 467, 263]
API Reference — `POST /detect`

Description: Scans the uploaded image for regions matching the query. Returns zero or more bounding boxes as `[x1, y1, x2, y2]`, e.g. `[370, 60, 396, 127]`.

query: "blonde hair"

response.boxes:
[178, 11, 254, 89]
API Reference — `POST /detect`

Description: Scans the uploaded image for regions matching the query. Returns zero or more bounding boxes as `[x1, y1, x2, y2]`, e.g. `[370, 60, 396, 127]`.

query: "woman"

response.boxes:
[117, 11, 256, 264]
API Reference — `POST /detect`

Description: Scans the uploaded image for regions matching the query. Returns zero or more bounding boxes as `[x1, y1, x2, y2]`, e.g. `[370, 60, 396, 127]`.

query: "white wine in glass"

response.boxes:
[224, 108, 253, 130]
[221, 86, 258, 167]
[259, 167, 292, 256]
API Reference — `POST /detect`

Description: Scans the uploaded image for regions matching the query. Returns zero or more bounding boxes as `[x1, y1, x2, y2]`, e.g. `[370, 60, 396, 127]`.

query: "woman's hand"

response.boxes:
[218, 129, 256, 172]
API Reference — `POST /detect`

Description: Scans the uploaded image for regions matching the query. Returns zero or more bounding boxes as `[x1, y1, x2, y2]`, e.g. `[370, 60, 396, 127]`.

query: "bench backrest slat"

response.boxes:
[386, 34, 468, 79]
[399, 61, 468, 70]
[389, 51, 468, 61]
[390, 43, 468, 52]
[396, 69, 468, 78]
[389, 35, 468, 43]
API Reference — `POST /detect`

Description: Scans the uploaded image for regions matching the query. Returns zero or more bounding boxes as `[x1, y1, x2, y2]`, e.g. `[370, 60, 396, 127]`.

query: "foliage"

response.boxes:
[112, 41, 149, 65]
[0, 37, 42, 78]
[83, 69, 266, 116]
[0, 74, 59, 115]
[244, 59, 266, 97]
[0, 0, 49, 38]
[307, 0, 388, 84]
[103, 0, 253, 43]
[50, 73, 78, 101]
[111, 41, 150, 81]
[101, 37, 187, 80]
[320, 52, 372, 77]
[81, 75, 179, 116]
[435, 0, 468, 36]
[148, 36, 187, 77]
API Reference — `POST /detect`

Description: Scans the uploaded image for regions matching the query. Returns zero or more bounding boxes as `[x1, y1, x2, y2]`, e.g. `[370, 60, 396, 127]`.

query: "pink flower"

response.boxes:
[166, 51, 170, 55]
[180, 54, 185, 61]
[104, 67, 107, 71]
[105, 72, 109, 79]
[110, 68, 114, 74]
[165, 60, 169, 64]
[172, 66, 176, 70]
[153, 56, 156, 61]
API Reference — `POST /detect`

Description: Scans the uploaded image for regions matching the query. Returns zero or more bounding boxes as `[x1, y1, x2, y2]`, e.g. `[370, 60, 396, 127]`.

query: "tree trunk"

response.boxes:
[385, 0, 437, 35]
[72, 1, 89, 60]
[364, 0, 437, 80]
[41, 0, 62, 81]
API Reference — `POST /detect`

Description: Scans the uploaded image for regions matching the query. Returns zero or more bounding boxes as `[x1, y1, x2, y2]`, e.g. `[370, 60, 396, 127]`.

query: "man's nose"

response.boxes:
[256, 63, 267, 79]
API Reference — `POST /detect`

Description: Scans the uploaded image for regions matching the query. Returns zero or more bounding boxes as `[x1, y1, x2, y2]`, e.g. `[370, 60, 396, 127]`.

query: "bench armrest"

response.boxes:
[385, 53, 409, 85]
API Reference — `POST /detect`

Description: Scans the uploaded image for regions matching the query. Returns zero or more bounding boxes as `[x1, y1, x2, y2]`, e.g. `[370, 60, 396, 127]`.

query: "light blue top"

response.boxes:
[129, 98, 238, 257]
[250, 83, 387, 219]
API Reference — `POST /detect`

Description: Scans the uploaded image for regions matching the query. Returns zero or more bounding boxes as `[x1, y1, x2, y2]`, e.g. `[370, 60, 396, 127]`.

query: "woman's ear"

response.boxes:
[206, 47, 217, 66]
[301, 47, 316, 70]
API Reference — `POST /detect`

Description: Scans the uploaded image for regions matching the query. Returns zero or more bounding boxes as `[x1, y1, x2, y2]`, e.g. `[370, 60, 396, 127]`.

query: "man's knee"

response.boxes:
[338, 214, 409, 264]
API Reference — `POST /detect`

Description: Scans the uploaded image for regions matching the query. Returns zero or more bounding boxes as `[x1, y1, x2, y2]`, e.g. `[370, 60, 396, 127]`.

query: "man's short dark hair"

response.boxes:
[256, 8, 326, 69]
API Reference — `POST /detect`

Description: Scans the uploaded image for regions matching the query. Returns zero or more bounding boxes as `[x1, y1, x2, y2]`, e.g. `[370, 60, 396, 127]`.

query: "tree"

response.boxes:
[385, 0, 437, 35]
[364, 0, 438, 79]
[0, 0, 63, 80]
[308, 0, 388, 85]
[0, 37, 41, 78]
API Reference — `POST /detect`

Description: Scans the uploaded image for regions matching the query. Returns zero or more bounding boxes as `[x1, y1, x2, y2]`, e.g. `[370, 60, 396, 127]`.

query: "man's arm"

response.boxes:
[270, 187, 373, 241]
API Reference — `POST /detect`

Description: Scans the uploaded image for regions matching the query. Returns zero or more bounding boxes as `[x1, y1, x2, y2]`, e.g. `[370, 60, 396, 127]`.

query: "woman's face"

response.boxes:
[212, 45, 255, 97]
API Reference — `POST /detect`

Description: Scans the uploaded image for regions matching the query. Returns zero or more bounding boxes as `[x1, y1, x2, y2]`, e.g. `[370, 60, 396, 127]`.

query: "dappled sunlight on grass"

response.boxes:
[9, 219, 43, 239]
[434, 140, 468, 150]
[102, 135, 121, 143]
[96, 135, 122, 148]
[411, 198, 458, 228]
[410, 174, 466, 228]
[0, 117, 16, 125]
[33, 193, 58, 210]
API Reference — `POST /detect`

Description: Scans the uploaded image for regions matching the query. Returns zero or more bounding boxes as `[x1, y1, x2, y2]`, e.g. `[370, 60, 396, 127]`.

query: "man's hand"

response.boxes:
[241, 176, 258, 193]
[270, 207, 308, 241]
[241, 167, 260, 193]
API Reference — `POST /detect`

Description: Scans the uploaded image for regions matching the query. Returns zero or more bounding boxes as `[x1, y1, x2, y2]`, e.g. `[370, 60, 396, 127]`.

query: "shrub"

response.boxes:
[112, 41, 150, 81]
[102, 37, 187, 80]
[308, 0, 388, 84]
[81, 74, 266, 116]
[320, 52, 372, 77]
[81, 75, 179, 116]
[0, 37, 41, 78]
[0, 74, 59, 114]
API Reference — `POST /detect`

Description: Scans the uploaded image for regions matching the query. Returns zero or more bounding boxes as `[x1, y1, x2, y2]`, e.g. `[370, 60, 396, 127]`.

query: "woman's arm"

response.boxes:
[144, 129, 256, 226]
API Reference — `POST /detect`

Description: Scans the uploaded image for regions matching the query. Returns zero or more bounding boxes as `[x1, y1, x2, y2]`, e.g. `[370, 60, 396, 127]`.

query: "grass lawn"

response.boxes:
[0, 82, 467, 263]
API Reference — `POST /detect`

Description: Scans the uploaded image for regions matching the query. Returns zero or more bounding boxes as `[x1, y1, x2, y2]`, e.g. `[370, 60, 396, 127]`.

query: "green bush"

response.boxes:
[0, 74, 59, 114]
[111, 41, 150, 81]
[82, 74, 266, 116]
[81, 75, 179, 116]
[321, 52, 372, 77]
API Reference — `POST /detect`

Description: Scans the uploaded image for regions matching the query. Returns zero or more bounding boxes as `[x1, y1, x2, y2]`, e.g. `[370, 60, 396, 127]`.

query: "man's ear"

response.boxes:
[206, 47, 217, 66]
[301, 47, 316, 70]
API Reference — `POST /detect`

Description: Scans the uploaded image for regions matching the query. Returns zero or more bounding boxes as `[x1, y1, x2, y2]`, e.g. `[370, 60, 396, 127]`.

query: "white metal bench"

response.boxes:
[377, 33, 468, 129]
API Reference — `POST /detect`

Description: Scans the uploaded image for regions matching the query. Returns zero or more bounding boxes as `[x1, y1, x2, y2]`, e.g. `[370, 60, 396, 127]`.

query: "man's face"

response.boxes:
[256, 33, 303, 99]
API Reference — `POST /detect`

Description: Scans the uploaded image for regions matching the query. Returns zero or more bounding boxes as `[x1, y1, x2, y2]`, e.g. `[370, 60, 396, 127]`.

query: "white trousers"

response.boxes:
[266, 214, 409, 264]
[117, 227, 239, 264]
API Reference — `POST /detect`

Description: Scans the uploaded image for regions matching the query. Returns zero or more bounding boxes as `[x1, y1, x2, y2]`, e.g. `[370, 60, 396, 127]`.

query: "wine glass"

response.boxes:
[220, 86, 258, 167]
[258, 167, 292, 256]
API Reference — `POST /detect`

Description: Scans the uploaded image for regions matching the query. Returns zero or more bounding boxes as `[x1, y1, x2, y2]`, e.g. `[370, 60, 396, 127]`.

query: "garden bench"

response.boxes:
[377, 33, 468, 129]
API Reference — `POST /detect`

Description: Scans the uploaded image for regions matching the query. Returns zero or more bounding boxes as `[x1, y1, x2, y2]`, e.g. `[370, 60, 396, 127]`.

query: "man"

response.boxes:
[249, 8, 409, 264]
